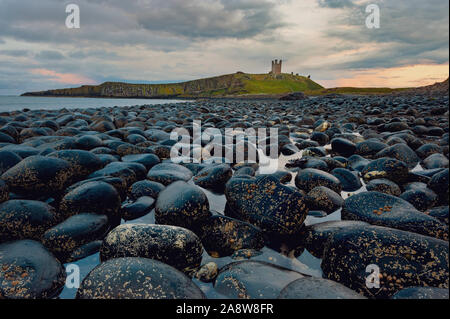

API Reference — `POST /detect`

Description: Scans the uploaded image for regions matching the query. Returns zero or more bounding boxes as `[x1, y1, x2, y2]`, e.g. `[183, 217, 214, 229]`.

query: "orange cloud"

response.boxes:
[328, 63, 449, 88]
[31, 68, 96, 85]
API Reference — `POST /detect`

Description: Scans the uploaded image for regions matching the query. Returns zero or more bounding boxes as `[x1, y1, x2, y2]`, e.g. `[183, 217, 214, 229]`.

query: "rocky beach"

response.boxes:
[0, 87, 448, 300]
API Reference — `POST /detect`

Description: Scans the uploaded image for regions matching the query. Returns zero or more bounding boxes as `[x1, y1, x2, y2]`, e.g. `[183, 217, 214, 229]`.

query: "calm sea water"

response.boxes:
[0, 96, 186, 112]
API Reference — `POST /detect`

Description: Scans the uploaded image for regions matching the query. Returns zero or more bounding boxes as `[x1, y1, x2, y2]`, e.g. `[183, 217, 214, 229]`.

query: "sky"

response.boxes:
[0, 0, 448, 95]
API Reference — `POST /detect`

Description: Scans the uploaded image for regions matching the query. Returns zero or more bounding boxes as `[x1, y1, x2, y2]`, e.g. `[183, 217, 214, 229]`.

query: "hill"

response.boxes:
[400, 77, 449, 96]
[22, 73, 324, 98]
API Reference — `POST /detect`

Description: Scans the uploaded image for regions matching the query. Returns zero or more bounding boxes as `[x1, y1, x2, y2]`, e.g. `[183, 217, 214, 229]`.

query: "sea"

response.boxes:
[0, 95, 186, 112]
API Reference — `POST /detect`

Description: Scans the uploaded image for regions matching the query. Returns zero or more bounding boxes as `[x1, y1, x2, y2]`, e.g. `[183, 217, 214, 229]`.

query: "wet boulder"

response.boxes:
[295, 168, 342, 193]
[75, 135, 103, 150]
[322, 224, 449, 298]
[59, 181, 121, 223]
[0, 144, 39, 158]
[391, 287, 449, 299]
[299, 220, 369, 258]
[361, 157, 409, 184]
[347, 155, 371, 172]
[193, 164, 233, 190]
[214, 261, 304, 299]
[42, 213, 109, 262]
[306, 186, 344, 214]
[416, 143, 442, 160]
[342, 191, 448, 240]
[331, 168, 362, 192]
[278, 277, 366, 299]
[427, 206, 449, 225]
[65, 175, 128, 202]
[48, 150, 103, 182]
[355, 139, 388, 157]
[331, 138, 356, 157]
[155, 181, 210, 230]
[89, 162, 147, 185]
[400, 188, 438, 211]
[76, 257, 205, 299]
[0, 240, 66, 299]
[365, 179, 401, 196]
[100, 224, 203, 274]
[147, 163, 193, 186]
[0, 179, 8, 203]
[428, 168, 449, 205]
[0, 131, 15, 143]
[121, 196, 155, 221]
[121, 153, 160, 170]
[196, 215, 264, 257]
[0, 200, 60, 243]
[0, 150, 22, 175]
[66, 240, 103, 263]
[375, 143, 420, 169]
[1, 155, 72, 197]
[310, 132, 329, 146]
[225, 175, 308, 236]
[422, 153, 449, 169]
[128, 180, 165, 201]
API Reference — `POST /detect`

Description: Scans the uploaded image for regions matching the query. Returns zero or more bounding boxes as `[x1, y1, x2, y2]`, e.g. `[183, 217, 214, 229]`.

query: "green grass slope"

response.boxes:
[22, 72, 324, 98]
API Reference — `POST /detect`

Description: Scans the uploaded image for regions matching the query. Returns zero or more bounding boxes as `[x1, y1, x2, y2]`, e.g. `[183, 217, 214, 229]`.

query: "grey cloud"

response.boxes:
[35, 50, 65, 60]
[0, 49, 30, 57]
[320, 0, 449, 69]
[318, 0, 355, 8]
[136, 0, 284, 39]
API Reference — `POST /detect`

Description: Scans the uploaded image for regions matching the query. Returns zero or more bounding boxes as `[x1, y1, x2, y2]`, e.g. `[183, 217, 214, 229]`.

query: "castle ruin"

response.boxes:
[271, 59, 282, 75]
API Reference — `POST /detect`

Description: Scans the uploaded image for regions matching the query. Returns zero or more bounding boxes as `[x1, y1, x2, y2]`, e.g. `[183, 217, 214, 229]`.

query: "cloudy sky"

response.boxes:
[0, 0, 448, 95]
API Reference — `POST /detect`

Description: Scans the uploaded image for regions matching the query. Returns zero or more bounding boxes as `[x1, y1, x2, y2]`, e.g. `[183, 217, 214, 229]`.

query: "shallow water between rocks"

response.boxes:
[59, 142, 392, 299]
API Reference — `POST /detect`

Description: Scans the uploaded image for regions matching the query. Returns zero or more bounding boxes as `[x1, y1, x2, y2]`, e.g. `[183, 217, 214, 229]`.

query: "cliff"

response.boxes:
[21, 73, 324, 98]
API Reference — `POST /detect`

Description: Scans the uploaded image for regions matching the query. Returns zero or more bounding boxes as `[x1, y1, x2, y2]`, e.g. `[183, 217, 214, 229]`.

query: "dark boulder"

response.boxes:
[147, 163, 193, 186]
[375, 143, 420, 169]
[214, 261, 304, 299]
[128, 180, 165, 201]
[122, 153, 160, 170]
[300, 220, 369, 258]
[331, 168, 362, 192]
[331, 138, 356, 157]
[322, 224, 449, 298]
[100, 224, 203, 274]
[196, 215, 264, 257]
[361, 157, 409, 184]
[121, 196, 155, 221]
[48, 150, 103, 182]
[342, 191, 448, 240]
[193, 164, 233, 190]
[42, 213, 109, 262]
[59, 181, 121, 222]
[76, 257, 205, 299]
[306, 186, 344, 214]
[295, 168, 342, 193]
[278, 277, 365, 299]
[1, 155, 72, 197]
[365, 178, 401, 196]
[0, 240, 66, 299]
[0, 150, 22, 175]
[0, 200, 60, 242]
[155, 181, 210, 230]
[225, 175, 308, 236]
[428, 168, 449, 205]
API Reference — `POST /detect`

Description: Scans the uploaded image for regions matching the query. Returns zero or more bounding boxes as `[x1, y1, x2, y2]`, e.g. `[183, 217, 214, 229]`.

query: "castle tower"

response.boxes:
[271, 59, 282, 75]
